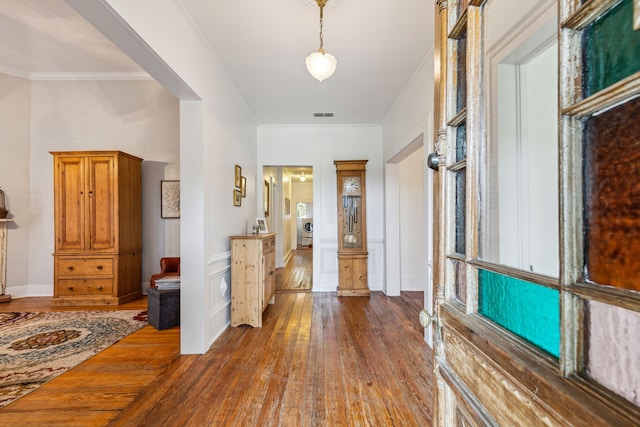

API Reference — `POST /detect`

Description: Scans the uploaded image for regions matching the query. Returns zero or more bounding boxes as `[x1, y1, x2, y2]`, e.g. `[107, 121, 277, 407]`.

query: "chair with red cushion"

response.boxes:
[150, 257, 180, 288]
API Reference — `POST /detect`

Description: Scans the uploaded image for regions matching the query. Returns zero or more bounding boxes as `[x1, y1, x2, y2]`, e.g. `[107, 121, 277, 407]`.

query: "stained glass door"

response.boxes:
[429, 0, 640, 424]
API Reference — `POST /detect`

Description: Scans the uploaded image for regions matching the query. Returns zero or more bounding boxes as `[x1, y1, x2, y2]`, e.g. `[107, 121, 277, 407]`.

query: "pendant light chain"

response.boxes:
[305, 0, 337, 81]
[319, 4, 325, 52]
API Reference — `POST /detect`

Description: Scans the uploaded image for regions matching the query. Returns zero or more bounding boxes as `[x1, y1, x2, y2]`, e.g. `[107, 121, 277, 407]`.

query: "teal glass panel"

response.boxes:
[455, 170, 466, 255]
[582, 0, 640, 97]
[456, 121, 467, 162]
[456, 31, 467, 113]
[479, 269, 560, 357]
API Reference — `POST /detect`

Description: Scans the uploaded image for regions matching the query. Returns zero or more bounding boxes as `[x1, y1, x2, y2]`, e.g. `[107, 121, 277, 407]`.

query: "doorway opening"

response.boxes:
[385, 132, 433, 344]
[263, 166, 313, 292]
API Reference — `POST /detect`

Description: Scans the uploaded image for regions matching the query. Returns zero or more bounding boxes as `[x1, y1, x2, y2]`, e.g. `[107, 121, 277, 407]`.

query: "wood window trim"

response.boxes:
[561, 70, 640, 117]
[449, 8, 468, 39]
[567, 282, 640, 313]
[440, 302, 640, 425]
[448, 107, 467, 127]
[561, 0, 622, 30]
[470, 259, 559, 290]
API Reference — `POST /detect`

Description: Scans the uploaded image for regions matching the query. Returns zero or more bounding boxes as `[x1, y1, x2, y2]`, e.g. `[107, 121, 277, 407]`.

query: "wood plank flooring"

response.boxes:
[111, 292, 433, 426]
[0, 298, 180, 426]
[0, 289, 433, 425]
[276, 248, 312, 292]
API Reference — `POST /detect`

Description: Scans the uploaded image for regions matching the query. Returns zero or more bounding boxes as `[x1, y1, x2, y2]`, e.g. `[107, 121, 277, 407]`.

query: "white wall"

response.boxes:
[83, 0, 258, 354]
[383, 53, 434, 164]
[0, 74, 31, 293]
[399, 146, 426, 290]
[258, 125, 384, 292]
[382, 51, 434, 345]
[0, 76, 180, 298]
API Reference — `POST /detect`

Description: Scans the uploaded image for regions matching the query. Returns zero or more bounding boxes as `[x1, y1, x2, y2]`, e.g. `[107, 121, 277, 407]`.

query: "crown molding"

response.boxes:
[29, 71, 152, 81]
[0, 65, 152, 81]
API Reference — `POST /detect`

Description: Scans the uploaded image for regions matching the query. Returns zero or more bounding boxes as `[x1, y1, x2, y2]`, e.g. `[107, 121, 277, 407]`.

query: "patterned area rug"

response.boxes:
[0, 310, 148, 409]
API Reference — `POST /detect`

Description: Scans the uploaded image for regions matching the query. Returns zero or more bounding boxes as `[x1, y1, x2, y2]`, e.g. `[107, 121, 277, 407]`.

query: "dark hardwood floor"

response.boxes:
[0, 298, 180, 426]
[276, 248, 312, 292]
[0, 251, 433, 426]
[110, 292, 432, 426]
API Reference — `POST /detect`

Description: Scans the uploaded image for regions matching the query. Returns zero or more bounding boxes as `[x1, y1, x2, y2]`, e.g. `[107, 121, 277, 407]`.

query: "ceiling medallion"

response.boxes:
[303, 0, 343, 9]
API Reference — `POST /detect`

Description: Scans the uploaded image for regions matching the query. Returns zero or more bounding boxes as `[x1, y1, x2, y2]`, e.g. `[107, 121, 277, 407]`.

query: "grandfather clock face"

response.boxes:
[342, 176, 361, 195]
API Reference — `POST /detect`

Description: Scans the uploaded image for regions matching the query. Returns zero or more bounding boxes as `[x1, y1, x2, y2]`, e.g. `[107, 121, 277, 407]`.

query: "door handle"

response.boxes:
[419, 308, 444, 347]
[427, 153, 441, 171]
[419, 309, 438, 328]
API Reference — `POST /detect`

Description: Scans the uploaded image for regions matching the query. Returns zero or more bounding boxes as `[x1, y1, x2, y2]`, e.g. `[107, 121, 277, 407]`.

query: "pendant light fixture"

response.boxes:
[305, 0, 337, 81]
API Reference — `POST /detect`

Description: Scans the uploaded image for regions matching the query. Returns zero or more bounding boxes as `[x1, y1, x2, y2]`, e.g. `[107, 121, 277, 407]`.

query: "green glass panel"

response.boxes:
[582, 0, 640, 97]
[455, 170, 466, 255]
[456, 31, 467, 113]
[456, 121, 467, 162]
[479, 269, 560, 357]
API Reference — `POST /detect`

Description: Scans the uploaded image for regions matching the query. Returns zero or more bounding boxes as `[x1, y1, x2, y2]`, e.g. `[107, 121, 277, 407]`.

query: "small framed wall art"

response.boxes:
[241, 176, 247, 197]
[264, 180, 270, 217]
[233, 189, 242, 207]
[161, 180, 180, 218]
[234, 165, 242, 188]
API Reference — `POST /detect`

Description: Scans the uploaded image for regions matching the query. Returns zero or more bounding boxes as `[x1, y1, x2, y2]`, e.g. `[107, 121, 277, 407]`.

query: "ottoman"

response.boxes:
[147, 287, 180, 330]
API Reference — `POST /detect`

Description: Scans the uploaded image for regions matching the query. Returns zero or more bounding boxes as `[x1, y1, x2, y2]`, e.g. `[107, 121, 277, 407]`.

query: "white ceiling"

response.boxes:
[0, 0, 434, 125]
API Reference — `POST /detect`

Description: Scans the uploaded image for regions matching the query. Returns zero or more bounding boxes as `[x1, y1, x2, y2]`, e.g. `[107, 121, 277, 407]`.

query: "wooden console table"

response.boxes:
[0, 219, 12, 302]
[229, 233, 276, 327]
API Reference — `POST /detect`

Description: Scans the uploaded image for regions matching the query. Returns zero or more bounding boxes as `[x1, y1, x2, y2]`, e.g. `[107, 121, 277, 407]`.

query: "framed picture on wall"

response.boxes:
[161, 180, 180, 218]
[233, 189, 242, 207]
[235, 165, 242, 188]
[241, 176, 247, 197]
[264, 179, 270, 217]
[285, 198, 291, 215]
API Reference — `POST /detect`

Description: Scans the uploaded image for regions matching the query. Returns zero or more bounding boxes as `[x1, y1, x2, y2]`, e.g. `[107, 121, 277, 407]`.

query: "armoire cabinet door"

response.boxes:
[54, 156, 85, 252]
[87, 155, 115, 251]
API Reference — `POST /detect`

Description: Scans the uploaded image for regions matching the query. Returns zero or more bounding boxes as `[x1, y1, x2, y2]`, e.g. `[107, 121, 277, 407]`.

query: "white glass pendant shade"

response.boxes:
[305, 50, 337, 81]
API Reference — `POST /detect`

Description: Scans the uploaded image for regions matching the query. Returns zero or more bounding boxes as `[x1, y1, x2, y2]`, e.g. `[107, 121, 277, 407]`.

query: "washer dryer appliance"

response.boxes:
[301, 218, 313, 247]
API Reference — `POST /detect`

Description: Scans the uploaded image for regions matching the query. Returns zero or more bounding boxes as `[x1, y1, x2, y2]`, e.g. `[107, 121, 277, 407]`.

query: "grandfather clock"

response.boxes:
[335, 160, 369, 296]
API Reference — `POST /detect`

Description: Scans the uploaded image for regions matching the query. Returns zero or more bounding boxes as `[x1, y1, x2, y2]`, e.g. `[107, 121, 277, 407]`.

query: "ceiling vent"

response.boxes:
[313, 112, 334, 117]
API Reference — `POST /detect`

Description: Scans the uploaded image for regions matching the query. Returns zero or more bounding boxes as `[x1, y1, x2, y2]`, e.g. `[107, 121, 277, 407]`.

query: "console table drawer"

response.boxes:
[57, 258, 114, 277]
[263, 236, 275, 252]
[57, 279, 113, 296]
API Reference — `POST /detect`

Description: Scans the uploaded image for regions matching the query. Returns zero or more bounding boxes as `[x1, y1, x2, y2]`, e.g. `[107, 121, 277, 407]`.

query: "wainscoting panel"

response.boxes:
[315, 238, 338, 292]
[207, 251, 231, 346]
[368, 239, 384, 291]
[314, 238, 385, 292]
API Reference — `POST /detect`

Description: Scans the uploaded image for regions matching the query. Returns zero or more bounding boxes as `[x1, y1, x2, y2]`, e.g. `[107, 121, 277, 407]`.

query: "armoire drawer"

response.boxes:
[57, 279, 113, 296]
[57, 258, 114, 277]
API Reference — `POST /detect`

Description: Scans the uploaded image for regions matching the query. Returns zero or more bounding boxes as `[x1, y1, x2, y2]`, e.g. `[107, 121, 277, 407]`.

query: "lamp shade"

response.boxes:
[305, 50, 337, 82]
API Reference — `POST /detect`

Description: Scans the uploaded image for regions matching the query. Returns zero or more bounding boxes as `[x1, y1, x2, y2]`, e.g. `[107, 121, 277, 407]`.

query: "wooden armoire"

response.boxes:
[51, 151, 143, 306]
